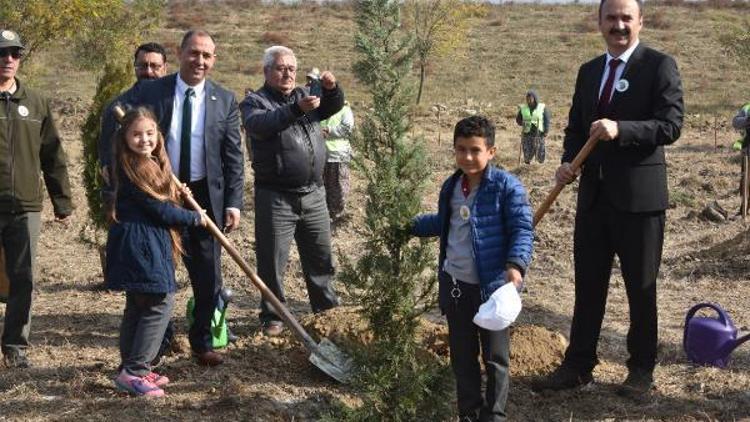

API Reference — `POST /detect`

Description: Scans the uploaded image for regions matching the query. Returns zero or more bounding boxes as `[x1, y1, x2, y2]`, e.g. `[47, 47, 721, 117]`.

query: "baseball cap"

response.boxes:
[0, 30, 24, 49]
[472, 282, 522, 331]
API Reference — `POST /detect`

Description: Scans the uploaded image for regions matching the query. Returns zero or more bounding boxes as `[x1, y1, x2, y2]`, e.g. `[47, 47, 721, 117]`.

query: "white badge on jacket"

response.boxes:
[615, 79, 629, 93]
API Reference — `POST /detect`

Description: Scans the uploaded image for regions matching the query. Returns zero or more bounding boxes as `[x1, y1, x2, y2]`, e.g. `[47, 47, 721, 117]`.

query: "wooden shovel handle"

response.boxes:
[112, 105, 320, 351]
[533, 134, 599, 227]
[173, 175, 318, 350]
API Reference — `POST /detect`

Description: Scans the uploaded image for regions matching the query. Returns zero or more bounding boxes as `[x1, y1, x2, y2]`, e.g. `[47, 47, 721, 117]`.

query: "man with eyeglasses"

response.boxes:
[0, 29, 73, 368]
[129, 30, 243, 367]
[241, 45, 343, 337]
[99, 42, 169, 182]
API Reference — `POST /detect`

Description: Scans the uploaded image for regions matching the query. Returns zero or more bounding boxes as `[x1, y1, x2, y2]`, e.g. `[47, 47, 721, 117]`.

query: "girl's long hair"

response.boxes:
[108, 107, 185, 264]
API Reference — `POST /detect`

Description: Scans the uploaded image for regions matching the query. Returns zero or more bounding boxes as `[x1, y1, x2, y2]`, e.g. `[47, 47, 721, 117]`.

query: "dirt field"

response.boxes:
[2, 1, 750, 421]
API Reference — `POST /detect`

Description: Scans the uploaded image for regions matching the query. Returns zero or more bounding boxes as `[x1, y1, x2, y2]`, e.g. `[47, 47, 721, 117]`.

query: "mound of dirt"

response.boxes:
[300, 306, 373, 353]
[299, 306, 449, 357]
[509, 324, 568, 376]
[696, 229, 750, 261]
[300, 306, 567, 376]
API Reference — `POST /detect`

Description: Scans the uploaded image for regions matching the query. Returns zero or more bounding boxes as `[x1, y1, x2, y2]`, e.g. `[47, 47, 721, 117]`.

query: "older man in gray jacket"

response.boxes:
[241, 46, 343, 336]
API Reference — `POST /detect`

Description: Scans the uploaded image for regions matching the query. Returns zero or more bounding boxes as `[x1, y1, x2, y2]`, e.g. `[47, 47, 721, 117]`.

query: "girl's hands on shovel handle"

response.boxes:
[175, 178, 211, 228]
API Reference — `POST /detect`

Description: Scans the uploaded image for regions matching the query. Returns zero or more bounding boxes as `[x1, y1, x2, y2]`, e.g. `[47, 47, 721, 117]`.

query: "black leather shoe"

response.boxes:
[3, 352, 30, 369]
[531, 365, 593, 392]
[261, 320, 284, 337]
[194, 350, 224, 367]
[616, 368, 653, 398]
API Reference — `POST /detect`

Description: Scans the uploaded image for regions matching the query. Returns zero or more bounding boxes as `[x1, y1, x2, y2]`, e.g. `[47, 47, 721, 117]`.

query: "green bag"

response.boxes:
[186, 297, 228, 349]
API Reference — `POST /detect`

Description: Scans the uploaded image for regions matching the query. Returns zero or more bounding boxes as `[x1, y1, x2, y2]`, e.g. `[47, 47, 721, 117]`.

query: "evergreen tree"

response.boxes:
[336, 0, 452, 419]
[81, 60, 134, 230]
[79, 0, 165, 232]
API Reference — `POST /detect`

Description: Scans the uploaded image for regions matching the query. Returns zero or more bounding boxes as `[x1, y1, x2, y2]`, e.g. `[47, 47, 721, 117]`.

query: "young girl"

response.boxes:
[106, 107, 206, 397]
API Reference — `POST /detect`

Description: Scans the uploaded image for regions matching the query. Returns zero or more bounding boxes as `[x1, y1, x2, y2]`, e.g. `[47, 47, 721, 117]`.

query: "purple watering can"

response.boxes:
[683, 303, 750, 368]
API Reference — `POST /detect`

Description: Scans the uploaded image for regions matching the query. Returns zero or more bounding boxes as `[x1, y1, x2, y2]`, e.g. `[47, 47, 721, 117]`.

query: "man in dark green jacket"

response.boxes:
[0, 29, 73, 368]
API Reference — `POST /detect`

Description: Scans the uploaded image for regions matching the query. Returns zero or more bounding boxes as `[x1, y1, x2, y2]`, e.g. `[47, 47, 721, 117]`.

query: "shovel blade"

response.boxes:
[308, 337, 354, 383]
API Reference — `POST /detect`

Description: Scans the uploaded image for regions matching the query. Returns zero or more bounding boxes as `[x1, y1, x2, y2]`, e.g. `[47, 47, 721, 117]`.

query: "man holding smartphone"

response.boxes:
[306, 68, 322, 97]
[241, 46, 344, 336]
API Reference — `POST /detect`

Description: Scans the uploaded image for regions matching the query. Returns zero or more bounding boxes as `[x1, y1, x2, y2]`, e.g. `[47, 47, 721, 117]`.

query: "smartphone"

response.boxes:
[308, 78, 322, 97]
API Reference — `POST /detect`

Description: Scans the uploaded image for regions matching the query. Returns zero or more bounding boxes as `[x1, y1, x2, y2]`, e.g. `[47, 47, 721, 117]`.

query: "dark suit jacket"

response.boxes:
[562, 43, 684, 213]
[133, 74, 244, 227]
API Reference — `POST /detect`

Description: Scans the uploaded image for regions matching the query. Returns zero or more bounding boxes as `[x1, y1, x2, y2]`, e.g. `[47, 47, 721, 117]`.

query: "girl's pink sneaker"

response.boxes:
[114, 371, 165, 397]
[144, 371, 170, 387]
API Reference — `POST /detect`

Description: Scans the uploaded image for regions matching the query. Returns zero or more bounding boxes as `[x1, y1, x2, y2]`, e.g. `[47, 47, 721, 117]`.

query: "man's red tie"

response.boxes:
[597, 58, 621, 116]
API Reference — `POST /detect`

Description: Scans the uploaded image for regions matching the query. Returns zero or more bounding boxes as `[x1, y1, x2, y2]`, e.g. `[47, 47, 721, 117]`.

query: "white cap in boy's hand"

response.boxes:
[472, 282, 522, 331]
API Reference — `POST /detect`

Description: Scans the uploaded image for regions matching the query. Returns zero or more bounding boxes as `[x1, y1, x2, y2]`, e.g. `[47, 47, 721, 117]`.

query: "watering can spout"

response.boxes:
[726, 332, 750, 355]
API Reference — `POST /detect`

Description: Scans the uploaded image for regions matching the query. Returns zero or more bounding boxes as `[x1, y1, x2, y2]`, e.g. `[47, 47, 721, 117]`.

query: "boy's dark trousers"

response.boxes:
[120, 292, 175, 376]
[442, 273, 510, 422]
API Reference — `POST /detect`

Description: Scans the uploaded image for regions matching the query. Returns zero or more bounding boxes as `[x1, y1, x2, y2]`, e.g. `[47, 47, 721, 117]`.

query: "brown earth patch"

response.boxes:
[299, 306, 567, 376]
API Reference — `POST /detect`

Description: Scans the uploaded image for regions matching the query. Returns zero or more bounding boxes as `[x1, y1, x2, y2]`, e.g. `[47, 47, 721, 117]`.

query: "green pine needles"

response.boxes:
[334, 1, 453, 420]
[81, 60, 134, 231]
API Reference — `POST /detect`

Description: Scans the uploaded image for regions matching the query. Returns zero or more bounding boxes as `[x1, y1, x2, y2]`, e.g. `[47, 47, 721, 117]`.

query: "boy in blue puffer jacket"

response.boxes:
[411, 115, 534, 422]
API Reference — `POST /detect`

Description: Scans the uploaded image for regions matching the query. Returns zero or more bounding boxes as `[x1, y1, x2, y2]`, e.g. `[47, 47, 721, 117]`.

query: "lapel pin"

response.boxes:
[211, 95, 217, 101]
[615, 79, 629, 93]
[17, 105, 29, 117]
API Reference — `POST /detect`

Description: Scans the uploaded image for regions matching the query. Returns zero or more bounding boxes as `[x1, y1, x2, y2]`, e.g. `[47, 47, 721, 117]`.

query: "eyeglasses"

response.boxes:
[0, 48, 22, 59]
[134, 62, 164, 71]
[273, 66, 296, 74]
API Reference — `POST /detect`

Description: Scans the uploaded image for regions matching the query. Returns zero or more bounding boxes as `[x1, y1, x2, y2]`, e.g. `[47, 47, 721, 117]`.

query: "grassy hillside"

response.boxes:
[28, 1, 750, 115]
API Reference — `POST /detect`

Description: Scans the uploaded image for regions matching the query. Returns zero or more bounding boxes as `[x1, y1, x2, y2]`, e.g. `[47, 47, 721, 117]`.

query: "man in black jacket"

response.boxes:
[241, 46, 342, 336]
[532, 0, 684, 397]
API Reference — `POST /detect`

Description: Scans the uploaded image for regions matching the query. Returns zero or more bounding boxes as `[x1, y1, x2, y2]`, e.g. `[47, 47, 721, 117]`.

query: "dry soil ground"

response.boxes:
[2, 1, 750, 421]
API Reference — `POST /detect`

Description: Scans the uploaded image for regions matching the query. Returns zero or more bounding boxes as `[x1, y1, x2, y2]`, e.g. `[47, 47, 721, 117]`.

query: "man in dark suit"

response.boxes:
[132, 30, 244, 366]
[532, 0, 683, 397]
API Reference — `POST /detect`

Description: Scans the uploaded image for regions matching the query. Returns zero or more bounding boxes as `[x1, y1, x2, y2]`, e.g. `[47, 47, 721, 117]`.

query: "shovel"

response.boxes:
[533, 134, 599, 227]
[113, 106, 353, 383]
